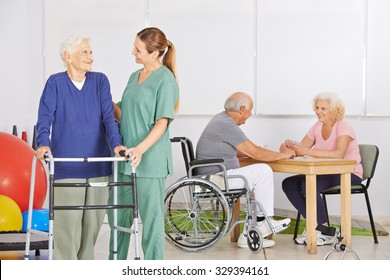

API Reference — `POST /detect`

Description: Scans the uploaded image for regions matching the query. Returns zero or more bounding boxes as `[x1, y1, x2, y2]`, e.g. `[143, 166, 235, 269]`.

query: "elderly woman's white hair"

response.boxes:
[59, 34, 90, 66]
[224, 92, 252, 112]
[312, 92, 345, 121]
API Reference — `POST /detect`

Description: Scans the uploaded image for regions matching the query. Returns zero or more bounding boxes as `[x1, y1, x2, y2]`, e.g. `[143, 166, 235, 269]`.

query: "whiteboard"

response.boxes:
[148, 0, 254, 115]
[366, 0, 390, 117]
[44, 0, 379, 117]
[44, 0, 145, 101]
[44, 0, 254, 116]
[256, 0, 365, 116]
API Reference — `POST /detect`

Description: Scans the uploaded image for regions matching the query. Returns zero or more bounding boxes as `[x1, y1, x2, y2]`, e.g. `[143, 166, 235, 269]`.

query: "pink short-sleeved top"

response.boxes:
[307, 119, 363, 179]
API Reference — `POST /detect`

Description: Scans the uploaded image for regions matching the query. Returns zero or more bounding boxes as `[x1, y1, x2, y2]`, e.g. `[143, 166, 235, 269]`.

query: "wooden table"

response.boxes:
[239, 156, 355, 254]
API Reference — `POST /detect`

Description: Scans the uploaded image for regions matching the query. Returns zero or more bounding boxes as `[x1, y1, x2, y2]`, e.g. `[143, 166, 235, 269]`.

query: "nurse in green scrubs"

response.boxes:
[108, 27, 179, 260]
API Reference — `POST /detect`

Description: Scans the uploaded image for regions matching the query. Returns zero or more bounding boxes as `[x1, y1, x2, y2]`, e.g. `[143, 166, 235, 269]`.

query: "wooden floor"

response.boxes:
[1, 221, 389, 260]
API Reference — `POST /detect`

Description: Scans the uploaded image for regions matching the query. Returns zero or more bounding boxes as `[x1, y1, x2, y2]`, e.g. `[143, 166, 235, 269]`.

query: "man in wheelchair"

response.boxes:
[196, 92, 294, 248]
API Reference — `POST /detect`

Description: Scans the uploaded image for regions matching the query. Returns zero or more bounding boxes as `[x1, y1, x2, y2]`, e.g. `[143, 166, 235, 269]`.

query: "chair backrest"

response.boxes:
[359, 144, 379, 182]
[171, 137, 225, 178]
[170, 137, 248, 193]
[170, 137, 195, 175]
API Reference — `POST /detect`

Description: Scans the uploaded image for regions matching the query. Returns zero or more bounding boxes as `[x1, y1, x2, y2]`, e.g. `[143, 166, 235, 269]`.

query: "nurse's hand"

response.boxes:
[124, 147, 143, 168]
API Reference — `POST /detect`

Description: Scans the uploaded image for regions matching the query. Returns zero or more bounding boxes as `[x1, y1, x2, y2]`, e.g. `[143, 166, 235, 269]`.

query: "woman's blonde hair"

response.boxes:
[137, 27, 179, 113]
[312, 92, 345, 121]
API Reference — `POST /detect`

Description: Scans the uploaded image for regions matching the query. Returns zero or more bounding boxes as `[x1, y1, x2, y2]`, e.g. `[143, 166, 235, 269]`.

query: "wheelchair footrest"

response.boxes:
[272, 222, 291, 234]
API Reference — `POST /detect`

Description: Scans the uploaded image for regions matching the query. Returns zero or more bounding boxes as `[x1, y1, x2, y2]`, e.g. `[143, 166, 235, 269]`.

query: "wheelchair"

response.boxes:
[164, 137, 276, 254]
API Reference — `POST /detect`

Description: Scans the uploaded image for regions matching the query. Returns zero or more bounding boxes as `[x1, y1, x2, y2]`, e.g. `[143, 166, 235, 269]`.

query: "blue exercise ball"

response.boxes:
[22, 208, 49, 232]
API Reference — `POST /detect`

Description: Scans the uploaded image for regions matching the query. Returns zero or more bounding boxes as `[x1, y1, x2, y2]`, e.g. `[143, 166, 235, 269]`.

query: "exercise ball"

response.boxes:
[22, 208, 49, 232]
[0, 194, 23, 231]
[0, 132, 47, 212]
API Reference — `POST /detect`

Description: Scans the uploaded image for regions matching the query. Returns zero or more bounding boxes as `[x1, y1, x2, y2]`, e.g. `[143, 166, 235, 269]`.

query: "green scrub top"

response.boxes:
[118, 66, 179, 178]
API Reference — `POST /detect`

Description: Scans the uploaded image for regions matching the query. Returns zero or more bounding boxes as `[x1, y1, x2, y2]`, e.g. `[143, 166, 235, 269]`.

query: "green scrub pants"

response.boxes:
[108, 174, 165, 260]
[53, 176, 109, 260]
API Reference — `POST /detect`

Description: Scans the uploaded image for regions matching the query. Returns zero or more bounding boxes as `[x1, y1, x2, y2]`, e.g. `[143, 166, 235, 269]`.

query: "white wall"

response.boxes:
[0, 0, 44, 141]
[1, 0, 389, 224]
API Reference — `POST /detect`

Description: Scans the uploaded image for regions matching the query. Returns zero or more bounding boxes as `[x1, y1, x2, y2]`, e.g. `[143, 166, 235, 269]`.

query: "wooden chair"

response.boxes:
[293, 144, 380, 243]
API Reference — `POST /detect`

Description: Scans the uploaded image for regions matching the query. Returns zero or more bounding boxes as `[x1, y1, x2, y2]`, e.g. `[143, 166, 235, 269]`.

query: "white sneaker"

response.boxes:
[258, 218, 291, 237]
[295, 228, 338, 246]
[318, 228, 339, 245]
[237, 233, 276, 249]
[237, 233, 248, 248]
[295, 228, 308, 245]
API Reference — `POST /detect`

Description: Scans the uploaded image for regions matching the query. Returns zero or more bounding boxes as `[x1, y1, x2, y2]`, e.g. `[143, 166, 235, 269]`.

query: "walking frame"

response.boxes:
[24, 153, 140, 260]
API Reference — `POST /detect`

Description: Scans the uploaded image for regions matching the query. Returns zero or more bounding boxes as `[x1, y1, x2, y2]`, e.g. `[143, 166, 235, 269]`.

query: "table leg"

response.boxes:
[230, 198, 241, 242]
[305, 174, 317, 254]
[340, 173, 352, 248]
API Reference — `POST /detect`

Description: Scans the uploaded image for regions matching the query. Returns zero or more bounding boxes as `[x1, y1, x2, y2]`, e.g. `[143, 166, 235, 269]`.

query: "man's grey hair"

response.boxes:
[224, 92, 251, 112]
[59, 34, 90, 66]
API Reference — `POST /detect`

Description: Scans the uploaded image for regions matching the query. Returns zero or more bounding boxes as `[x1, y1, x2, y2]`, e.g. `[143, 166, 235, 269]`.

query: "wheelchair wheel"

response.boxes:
[164, 178, 230, 252]
[247, 227, 263, 253]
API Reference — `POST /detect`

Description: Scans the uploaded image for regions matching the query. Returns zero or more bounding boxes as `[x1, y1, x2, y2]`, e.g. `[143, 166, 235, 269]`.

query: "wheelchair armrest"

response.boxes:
[189, 159, 225, 178]
[189, 159, 224, 166]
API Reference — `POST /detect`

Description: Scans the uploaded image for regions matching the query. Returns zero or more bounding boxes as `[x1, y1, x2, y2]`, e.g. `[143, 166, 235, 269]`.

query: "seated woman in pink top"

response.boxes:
[280, 92, 363, 246]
